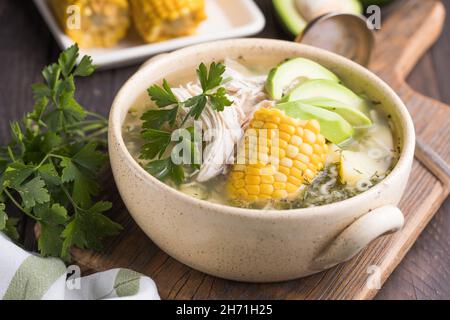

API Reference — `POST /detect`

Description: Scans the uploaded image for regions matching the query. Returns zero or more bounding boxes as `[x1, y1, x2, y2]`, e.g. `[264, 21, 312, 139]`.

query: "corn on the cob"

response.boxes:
[228, 108, 328, 204]
[50, 0, 130, 48]
[129, 0, 206, 43]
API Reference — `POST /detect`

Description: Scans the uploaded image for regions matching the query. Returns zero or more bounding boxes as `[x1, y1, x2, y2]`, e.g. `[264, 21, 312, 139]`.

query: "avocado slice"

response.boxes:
[276, 101, 354, 144]
[273, 0, 307, 36]
[283, 79, 369, 113]
[265, 58, 340, 100]
[298, 98, 372, 127]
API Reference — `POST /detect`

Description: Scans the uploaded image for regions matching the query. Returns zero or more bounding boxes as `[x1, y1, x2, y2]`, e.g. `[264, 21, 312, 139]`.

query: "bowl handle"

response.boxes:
[312, 205, 404, 270]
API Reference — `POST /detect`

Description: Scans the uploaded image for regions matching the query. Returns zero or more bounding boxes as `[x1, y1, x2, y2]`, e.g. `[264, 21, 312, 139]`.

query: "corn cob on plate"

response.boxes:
[130, 0, 207, 43]
[49, 0, 130, 48]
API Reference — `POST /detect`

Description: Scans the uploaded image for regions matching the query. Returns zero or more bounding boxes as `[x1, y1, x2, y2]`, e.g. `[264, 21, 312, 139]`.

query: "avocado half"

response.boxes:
[273, 0, 363, 36]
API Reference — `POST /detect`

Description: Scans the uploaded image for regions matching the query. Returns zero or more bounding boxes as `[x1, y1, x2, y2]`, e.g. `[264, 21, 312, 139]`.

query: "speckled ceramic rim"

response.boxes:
[110, 38, 415, 220]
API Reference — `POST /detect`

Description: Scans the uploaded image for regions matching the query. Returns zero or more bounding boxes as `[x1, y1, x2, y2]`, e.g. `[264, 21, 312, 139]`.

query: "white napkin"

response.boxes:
[0, 233, 160, 300]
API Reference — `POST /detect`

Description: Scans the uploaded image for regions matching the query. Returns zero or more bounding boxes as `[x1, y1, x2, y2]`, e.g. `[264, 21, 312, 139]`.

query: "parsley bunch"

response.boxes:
[140, 62, 233, 184]
[0, 45, 121, 260]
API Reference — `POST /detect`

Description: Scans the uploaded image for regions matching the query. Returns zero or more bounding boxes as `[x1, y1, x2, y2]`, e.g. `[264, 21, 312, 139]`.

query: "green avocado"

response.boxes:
[276, 101, 354, 144]
[265, 58, 340, 100]
[298, 98, 372, 127]
[273, 0, 363, 36]
[273, 0, 307, 36]
[283, 79, 369, 113]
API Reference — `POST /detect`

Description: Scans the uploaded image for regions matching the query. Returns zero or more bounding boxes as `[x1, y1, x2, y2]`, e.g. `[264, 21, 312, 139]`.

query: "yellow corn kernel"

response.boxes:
[280, 157, 293, 168]
[286, 145, 299, 158]
[261, 184, 274, 195]
[299, 143, 314, 156]
[306, 120, 321, 134]
[231, 171, 244, 180]
[278, 166, 290, 175]
[296, 153, 310, 164]
[279, 131, 291, 141]
[286, 183, 299, 193]
[236, 188, 248, 198]
[245, 185, 260, 195]
[261, 175, 275, 184]
[245, 166, 261, 175]
[274, 172, 288, 182]
[291, 167, 303, 180]
[245, 175, 261, 185]
[263, 122, 279, 130]
[233, 179, 245, 189]
[294, 160, 308, 171]
[227, 108, 327, 204]
[251, 120, 265, 128]
[273, 190, 288, 199]
[290, 135, 303, 147]
[130, 0, 206, 43]
[279, 124, 296, 135]
[303, 129, 317, 144]
[274, 182, 286, 190]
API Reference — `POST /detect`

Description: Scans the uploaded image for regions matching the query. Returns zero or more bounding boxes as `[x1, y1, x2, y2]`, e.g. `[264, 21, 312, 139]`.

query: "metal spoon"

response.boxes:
[296, 13, 374, 66]
[295, 13, 450, 189]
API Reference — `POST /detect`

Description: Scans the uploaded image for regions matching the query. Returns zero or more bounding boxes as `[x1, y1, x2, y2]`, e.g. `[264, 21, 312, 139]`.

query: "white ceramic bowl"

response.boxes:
[109, 39, 415, 282]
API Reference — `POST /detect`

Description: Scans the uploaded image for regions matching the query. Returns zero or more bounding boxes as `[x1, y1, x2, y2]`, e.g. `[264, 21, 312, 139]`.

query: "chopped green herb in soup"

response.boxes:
[123, 57, 399, 210]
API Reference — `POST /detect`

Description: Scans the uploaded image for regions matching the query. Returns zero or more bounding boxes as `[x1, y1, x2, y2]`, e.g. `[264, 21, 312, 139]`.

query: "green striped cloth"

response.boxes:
[0, 233, 160, 300]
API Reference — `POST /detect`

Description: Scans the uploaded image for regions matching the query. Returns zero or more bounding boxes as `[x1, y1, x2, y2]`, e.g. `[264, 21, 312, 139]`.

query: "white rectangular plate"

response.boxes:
[33, 0, 266, 69]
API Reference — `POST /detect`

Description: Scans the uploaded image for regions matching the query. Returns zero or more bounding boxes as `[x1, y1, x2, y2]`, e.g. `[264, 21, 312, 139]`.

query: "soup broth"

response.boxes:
[123, 57, 399, 210]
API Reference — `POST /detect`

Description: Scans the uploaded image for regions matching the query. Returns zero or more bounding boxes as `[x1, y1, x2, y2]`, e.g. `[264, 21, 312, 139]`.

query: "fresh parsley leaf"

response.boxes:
[72, 143, 107, 174]
[41, 132, 62, 153]
[145, 158, 184, 185]
[44, 90, 86, 131]
[183, 94, 207, 121]
[42, 63, 61, 92]
[2, 163, 36, 189]
[147, 80, 179, 108]
[34, 203, 68, 225]
[34, 203, 69, 257]
[141, 107, 178, 129]
[209, 87, 233, 112]
[198, 62, 226, 92]
[38, 222, 64, 257]
[16, 176, 50, 209]
[61, 201, 121, 260]
[38, 163, 61, 187]
[140, 129, 172, 160]
[61, 157, 100, 209]
[73, 55, 96, 77]
[58, 44, 79, 78]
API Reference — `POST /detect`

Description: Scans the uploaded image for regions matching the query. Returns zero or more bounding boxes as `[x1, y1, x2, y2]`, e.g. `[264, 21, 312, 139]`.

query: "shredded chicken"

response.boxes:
[172, 59, 273, 182]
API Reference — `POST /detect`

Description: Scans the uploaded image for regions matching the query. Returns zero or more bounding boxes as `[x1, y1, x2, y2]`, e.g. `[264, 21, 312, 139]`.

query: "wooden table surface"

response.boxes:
[0, 0, 448, 299]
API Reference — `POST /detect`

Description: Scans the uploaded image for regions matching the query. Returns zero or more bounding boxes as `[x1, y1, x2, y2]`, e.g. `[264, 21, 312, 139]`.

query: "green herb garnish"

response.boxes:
[140, 62, 233, 185]
[0, 44, 121, 260]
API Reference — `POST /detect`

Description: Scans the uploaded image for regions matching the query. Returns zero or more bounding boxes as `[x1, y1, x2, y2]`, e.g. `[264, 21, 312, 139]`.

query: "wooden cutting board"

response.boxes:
[72, 0, 450, 300]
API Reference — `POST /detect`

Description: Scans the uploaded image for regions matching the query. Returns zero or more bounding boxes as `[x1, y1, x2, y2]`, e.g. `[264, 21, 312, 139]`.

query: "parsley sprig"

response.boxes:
[0, 45, 121, 260]
[140, 62, 232, 185]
